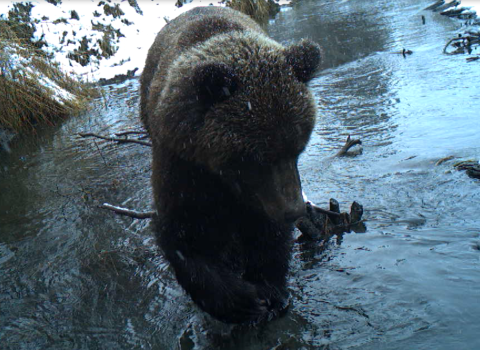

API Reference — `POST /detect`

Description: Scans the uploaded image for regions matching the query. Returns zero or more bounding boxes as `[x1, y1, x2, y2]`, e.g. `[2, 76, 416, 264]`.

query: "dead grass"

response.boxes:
[0, 20, 97, 132]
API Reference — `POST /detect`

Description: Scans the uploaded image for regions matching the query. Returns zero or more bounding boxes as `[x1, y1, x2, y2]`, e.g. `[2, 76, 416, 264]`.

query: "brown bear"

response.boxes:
[140, 6, 321, 324]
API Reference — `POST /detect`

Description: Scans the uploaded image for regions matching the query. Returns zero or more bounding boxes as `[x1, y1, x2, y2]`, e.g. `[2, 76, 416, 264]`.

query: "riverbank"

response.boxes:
[0, 19, 95, 149]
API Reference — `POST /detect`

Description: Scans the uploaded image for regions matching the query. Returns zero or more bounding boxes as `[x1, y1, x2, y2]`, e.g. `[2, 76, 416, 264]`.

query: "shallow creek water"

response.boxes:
[1, 0, 480, 349]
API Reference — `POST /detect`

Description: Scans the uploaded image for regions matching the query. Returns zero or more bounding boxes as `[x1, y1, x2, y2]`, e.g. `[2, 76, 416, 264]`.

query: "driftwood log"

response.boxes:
[296, 199, 366, 241]
[435, 156, 480, 181]
[454, 160, 480, 179]
[443, 35, 480, 55]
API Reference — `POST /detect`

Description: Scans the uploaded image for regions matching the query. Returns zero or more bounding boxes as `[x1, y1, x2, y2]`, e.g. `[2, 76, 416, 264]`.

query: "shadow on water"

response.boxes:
[1, 0, 480, 349]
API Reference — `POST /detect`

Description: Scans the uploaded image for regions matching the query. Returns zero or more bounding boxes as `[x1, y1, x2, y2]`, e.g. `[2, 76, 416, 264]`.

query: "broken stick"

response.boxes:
[336, 135, 362, 157]
[99, 203, 155, 219]
[78, 132, 152, 147]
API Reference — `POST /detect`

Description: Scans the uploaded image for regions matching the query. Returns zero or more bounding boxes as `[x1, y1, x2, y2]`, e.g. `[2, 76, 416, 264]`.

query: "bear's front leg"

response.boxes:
[162, 244, 278, 324]
[241, 225, 293, 318]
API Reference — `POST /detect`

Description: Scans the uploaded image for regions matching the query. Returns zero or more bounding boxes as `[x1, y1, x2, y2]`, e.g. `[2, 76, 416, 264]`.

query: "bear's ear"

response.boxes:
[284, 39, 322, 83]
[191, 62, 238, 108]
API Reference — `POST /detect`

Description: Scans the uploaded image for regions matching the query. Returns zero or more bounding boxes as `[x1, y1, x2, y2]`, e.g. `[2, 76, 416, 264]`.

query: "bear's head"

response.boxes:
[152, 33, 322, 223]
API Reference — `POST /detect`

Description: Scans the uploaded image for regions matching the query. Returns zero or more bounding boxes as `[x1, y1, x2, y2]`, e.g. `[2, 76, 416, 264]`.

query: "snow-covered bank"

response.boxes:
[0, 0, 222, 81]
[0, 25, 94, 134]
[0, 15, 94, 139]
[0, 0, 291, 82]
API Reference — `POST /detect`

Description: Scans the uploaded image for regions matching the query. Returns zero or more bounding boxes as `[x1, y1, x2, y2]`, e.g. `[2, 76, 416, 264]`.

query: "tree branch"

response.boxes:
[114, 130, 148, 137]
[78, 132, 152, 147]
[99, 203, 155, 219]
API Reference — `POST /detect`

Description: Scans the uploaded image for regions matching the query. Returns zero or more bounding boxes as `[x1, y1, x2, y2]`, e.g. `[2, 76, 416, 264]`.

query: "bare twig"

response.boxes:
[99, 203, 155, 219]
[444, 37, 465, 54]
[93, 140, 108, 166]
[114, 130, 148, 137]
[78, 132, 152, 147]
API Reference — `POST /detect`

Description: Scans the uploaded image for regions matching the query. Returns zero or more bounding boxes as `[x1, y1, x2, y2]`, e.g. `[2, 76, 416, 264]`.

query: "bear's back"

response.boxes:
[140, 6, 264, 129]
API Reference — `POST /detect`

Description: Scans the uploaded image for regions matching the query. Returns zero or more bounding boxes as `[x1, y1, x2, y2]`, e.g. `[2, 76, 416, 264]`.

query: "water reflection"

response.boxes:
[269, 0, 391, 69]
[313, 57, 398, 152]
[276, 1, 480, 349]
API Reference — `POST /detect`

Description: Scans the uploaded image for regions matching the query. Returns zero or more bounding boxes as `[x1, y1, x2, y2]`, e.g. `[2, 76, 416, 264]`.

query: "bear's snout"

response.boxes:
[284, 200, 306, 223]
[251, 159, 306, 224]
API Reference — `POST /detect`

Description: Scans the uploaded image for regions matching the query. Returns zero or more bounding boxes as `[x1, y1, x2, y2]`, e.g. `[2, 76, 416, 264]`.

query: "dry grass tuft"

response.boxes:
[0, 20, 97, 132]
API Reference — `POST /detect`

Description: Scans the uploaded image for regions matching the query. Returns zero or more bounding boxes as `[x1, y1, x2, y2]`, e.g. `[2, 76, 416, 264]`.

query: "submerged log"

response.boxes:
[296, 200, 366, 242]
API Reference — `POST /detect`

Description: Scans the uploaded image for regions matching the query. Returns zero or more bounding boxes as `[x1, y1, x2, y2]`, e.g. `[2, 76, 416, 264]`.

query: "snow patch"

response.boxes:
[2, 0, 293, 82]
[1, 1, 293, 82]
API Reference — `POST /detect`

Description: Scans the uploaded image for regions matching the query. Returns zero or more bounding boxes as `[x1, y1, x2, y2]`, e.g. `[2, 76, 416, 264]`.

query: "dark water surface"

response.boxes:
[1, 0, 480, 349]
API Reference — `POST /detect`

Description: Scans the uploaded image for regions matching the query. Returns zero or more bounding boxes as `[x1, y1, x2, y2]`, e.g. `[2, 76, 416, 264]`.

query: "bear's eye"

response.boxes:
[192, 62, 238, 109]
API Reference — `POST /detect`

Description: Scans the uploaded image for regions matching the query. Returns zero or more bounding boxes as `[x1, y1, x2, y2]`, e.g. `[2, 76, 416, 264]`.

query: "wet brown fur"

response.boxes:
[140, 6, 261, 130]
[140, 6, 322, 324]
